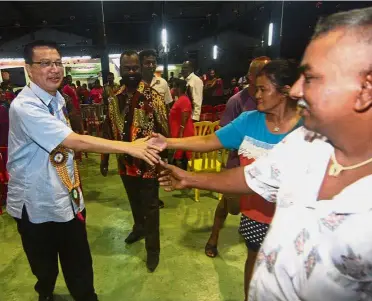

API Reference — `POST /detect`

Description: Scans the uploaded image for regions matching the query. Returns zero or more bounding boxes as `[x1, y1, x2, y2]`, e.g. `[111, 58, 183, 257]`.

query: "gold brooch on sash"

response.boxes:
[50, 146, 81, 207]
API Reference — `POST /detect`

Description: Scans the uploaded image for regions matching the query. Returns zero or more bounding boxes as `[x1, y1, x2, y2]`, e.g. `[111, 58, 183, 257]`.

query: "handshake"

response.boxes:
[100, 133, 189, 191]
[100, 133, 167, 176]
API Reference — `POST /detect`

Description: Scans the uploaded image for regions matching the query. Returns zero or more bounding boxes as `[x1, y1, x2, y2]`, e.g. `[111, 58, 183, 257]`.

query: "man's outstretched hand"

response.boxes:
[148, 133, 167, 150]
[158, 160, 190, 191]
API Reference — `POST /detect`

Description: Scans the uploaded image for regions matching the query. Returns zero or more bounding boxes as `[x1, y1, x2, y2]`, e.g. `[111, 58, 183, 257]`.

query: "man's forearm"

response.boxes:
[167, 134, 222, 152]
[63, 133, 133, 154]
[184, 166, 252, 195]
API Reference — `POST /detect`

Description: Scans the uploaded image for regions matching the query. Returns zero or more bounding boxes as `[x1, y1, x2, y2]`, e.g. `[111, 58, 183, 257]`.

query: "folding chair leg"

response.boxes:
[194, 188, 200, 202]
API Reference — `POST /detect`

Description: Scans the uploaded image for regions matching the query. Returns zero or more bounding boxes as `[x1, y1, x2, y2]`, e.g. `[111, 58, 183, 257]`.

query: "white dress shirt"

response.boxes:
[244, 127, 372, 301]
[151, 76, 173, 105]
[185, 72, 204, 121]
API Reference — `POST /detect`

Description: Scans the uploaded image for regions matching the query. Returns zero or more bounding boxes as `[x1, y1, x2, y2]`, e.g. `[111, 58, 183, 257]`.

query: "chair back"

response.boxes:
[194, 121, 212, 136]
[199, 112, 214, 122]
[214, 104, 226, 113]
[209, 120, 220, 134]
[189, 120, 221, 172]
[220, 149, 230, 169]
[201, 105, 214, 114]
[213, 104, 226, 121]
[189, 148, 220, 173]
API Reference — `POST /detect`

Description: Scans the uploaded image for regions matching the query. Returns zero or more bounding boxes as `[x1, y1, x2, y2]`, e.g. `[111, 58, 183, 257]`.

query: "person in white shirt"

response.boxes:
[181, 61, 204, 121]
[139, 49, 173, 106]
[238, 75, 248, 90]
[157, 7, 372, 301]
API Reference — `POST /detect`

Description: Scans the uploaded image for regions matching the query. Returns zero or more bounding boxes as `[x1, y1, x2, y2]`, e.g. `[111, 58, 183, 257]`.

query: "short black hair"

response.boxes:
[139, 49, 157, 64]
[312, 7, 372, 44]
[108, 72, 114, 76]
[182, 60, 194, 71]
[23, 40, 61, 64]
[120, 50, 138, 63]
[257, 59, 299, 92]
[174, 78, 187, 94]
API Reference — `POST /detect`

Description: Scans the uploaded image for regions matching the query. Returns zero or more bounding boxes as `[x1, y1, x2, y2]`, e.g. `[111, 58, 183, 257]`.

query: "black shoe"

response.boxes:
[124, 231, 144, 244]
[38, 295, 54, 301]
[159, 200, 165, 209]
[146, 252, 159, 272]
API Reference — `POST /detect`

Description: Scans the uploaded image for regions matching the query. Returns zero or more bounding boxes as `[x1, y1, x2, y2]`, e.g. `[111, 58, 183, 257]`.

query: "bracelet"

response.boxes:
[180, 125, 185, 128]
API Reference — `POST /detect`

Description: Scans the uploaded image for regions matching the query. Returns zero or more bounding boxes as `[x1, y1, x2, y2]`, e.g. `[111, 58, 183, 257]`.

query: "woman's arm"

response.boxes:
[178, 111, 190, 138]
[156, 134, 223, 152]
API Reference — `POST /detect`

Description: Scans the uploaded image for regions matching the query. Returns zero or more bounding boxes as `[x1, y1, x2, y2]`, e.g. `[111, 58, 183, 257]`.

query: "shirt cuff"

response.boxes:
[244, 165, 277, 203]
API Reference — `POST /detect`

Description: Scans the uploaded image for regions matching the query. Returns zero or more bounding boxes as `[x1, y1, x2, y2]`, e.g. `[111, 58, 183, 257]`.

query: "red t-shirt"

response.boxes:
[89, 87, 103, 104]
[63, 85, 81, 113]
[214, 78, 224, 96]
[232, 86, 240, 95]
[169, 95, 194, 159]
[239, 156, 276, 224]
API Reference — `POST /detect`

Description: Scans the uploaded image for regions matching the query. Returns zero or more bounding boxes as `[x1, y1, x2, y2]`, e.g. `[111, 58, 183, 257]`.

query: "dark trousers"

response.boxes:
[121, 175, 160, 254]
[15, 207, 98, 301]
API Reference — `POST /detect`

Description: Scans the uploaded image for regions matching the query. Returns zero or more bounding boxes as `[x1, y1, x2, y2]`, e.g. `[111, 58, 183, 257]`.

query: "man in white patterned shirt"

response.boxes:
[157, 7, 372, 301]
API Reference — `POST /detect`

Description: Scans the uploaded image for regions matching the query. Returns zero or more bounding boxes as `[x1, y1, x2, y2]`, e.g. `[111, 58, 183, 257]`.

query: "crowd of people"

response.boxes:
[1, 6, 371, 301]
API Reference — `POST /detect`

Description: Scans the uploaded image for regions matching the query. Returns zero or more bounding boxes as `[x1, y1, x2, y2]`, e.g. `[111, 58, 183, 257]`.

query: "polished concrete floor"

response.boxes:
[0, 154, 246, 301]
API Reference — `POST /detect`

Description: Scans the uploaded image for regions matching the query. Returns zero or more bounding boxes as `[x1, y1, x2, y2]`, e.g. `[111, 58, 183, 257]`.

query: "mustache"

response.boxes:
[297, 99, 310, 109]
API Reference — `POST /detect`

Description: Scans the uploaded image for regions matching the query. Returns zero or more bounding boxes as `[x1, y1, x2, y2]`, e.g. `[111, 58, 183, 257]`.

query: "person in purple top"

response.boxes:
[205, 56, 270, 257]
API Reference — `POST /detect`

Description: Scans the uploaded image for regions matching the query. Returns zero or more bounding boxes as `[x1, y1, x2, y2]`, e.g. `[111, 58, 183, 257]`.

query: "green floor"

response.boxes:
[0, 154, 246, 301]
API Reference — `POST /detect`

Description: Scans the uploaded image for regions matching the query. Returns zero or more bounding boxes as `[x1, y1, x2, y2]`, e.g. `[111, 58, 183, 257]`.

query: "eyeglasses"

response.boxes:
[31, 61, 64, 68]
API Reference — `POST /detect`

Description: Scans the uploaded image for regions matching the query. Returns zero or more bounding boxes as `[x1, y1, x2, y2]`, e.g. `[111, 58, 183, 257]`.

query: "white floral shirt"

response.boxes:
[245, 127, 372, 301]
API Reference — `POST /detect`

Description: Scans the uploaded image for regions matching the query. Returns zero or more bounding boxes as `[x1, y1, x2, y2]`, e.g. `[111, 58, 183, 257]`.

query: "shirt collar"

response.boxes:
[29, 82, 65, 111]
[151, 76, 161, 86]
[29, 81, 58, 106]
[186, 72, 194, 81]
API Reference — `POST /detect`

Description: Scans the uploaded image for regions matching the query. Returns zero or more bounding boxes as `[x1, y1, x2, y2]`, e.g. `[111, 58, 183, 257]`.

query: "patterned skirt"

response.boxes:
[239, 214, 270, 252]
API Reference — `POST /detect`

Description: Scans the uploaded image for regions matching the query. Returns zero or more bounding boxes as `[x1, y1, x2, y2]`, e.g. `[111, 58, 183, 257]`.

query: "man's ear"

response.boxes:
[25, 64, 32, 80]
[354, 73, 372, 112]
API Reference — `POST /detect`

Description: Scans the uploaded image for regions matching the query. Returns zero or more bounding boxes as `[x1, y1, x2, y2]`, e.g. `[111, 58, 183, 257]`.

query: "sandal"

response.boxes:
[205, 243, 218, 258]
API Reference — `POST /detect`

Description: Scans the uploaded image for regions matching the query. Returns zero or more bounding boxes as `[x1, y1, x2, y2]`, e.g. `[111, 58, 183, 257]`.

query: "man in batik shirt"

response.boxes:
[100, 50, 169, 272]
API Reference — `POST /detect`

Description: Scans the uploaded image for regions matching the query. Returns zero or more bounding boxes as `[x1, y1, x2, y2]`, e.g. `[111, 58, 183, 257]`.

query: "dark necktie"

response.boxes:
[48, 102, 55, 116]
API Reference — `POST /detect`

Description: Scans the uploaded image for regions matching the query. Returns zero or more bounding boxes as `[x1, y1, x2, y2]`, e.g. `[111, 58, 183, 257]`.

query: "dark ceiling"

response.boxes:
[0, 1, 370, 61]
[0, 1, 249, 46]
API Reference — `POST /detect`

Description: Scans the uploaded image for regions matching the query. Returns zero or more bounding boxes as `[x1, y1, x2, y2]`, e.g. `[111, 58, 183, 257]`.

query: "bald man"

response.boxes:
[159, 7, 372, 301]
